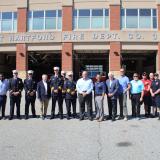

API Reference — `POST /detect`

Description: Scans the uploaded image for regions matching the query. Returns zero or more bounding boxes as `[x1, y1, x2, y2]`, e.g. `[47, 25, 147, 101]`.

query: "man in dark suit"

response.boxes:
[8, 70, 23, 120]
[106, 72, 119, 121]
[37, 74, 51, 120]
[24, 70, 37, 119]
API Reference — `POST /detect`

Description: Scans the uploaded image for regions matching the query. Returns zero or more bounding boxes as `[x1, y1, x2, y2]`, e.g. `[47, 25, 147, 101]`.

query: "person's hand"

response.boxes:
[13, 92, 19, 96]
[71, 91, 75, 95]
[140, 97, 143, 102]
[82, 92, 87, 97]
[30, 92, 34, 96]
[151, 93, 155, 97]
[108, 93, 113, 97]
[101, 96, 104, 101]
[54, 89, 58, 93]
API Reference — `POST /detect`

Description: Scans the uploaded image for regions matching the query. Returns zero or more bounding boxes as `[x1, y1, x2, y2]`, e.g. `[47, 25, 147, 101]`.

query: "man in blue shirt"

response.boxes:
[0, 73, 9, 120]
[118, 68, 130, 121]
[94, 74, 106, 122]
[76, 71, 93, 121]
[130, 73, 144, 119]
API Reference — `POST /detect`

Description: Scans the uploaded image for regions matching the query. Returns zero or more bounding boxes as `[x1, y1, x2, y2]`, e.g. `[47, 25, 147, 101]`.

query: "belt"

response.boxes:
[95, 94, 103, 96]
[131, 93, 141, 95]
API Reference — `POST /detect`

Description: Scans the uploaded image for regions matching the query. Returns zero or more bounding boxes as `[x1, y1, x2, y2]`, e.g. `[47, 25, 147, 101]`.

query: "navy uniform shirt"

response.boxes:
[50, 75, 63, 96]
[94, 81, 106, 95]
[151, 79, 160, 97]
[24, 78, 37, 97]
[9, 78, 23, 97]
[64, 80, 77, 99]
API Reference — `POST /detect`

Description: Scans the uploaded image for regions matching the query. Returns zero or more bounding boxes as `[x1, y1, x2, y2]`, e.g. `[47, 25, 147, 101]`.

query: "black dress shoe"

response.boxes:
[79, 117, 84, 121]
[67, 116, 70, 120]
[112, 117, 116, 121]
[25, 116, 28, 120]
[72, 114, 77, 118]
[9, 117, 13, 120]
[50, 116, 55, 120]
[59, 114, 63, 119]
[17, 116, 21, 120]
[32, 115, 37, 118]
[89, 117, 93, 121]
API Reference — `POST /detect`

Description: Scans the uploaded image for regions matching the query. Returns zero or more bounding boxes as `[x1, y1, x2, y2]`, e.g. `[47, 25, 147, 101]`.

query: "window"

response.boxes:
[139, 9, 151, 28]
[78, 9, 90, 29]
[74, 9, 109, 29]
[28, 10, 62, 31]
[91, 9, 103, 29]
[126, 9, 138, 28]
[85, 65, 103, 78]
[0, 12, 17, 32]
[121, 8, 157, 29]
[45, 10, 56, 29]
[33, 11, 44, 30]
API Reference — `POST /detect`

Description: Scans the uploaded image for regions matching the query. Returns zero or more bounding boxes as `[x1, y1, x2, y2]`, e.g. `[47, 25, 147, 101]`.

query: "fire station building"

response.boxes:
[0, 0, 160, 80]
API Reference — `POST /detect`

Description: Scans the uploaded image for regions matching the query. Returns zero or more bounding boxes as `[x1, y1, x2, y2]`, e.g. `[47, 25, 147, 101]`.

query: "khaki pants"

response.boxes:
[40, 99, 49, 116]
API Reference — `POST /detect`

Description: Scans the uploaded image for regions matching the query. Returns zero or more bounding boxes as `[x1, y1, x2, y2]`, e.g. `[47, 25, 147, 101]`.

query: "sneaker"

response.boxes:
[124, 117, 128, 121]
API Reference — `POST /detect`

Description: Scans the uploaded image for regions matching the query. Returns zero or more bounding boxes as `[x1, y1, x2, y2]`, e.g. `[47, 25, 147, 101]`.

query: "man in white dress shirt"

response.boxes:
[76, 71, 93, 121]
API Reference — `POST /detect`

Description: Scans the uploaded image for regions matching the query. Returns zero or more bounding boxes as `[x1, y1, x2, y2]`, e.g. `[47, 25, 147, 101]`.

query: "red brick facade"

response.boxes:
[62, 6, 73, 72]
[109, 4, 121, 73]
[16, 8, 28, 77]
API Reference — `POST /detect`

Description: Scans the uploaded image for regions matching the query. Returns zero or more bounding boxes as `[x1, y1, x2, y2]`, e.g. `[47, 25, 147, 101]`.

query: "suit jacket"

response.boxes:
[37, 81, 51, 101]
[9, 78, 23, 97]
[106, 78, 119, 99]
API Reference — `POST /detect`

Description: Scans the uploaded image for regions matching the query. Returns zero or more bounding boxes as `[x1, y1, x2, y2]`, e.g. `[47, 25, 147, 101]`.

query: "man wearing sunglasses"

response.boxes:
[0, 73, 9, 120]
[130, 73, 144, 119]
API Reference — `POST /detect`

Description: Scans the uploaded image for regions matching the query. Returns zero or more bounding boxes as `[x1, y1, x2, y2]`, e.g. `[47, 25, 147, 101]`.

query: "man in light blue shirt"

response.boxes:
[0, 73, 9, 120]
[130, 73, 144, 119]
[76, 71, 93, 121]
[118, 68, 130, 121]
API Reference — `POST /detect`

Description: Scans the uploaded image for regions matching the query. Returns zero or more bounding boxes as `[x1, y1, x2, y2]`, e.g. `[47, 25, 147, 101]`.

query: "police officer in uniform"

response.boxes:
[61, 71, 68, 113]
[64, 71, 77, 120]
[24, 70, 37, 119]
[9, 70, 23, 120]
[50, 67, 63, 119]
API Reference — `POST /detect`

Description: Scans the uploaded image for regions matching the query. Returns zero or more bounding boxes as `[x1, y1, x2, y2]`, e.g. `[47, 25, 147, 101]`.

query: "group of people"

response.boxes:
[0, 67, 160, 122]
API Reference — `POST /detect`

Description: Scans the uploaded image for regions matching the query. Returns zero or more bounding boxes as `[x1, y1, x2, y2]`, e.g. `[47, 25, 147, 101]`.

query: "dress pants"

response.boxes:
[131, 93, 141, 117]
[0, 95, 7, 118]
[40, 98, 49, 116]
[65, 99, 76, 117]
[118, 93, 128, 117]
[51, 96, 63, 117]
[95, 96, 104, 119]
[10, 96, 21, 118]
[25, 96, 36, 117]
[107, 97, 117, 118]
[78, 93, 92, 119]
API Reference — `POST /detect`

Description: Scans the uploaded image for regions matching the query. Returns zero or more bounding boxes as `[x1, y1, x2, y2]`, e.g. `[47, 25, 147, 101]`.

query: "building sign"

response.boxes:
[0, 31, 159, 44]
[0, 32, 61, 44]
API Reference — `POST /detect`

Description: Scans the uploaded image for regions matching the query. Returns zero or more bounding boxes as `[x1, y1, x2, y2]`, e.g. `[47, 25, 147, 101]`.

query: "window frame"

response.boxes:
[121, 8, 158, 30]
[0, 11, 17, 33]
[73, 8, 110, 30]
[28, 9, 62, 32]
